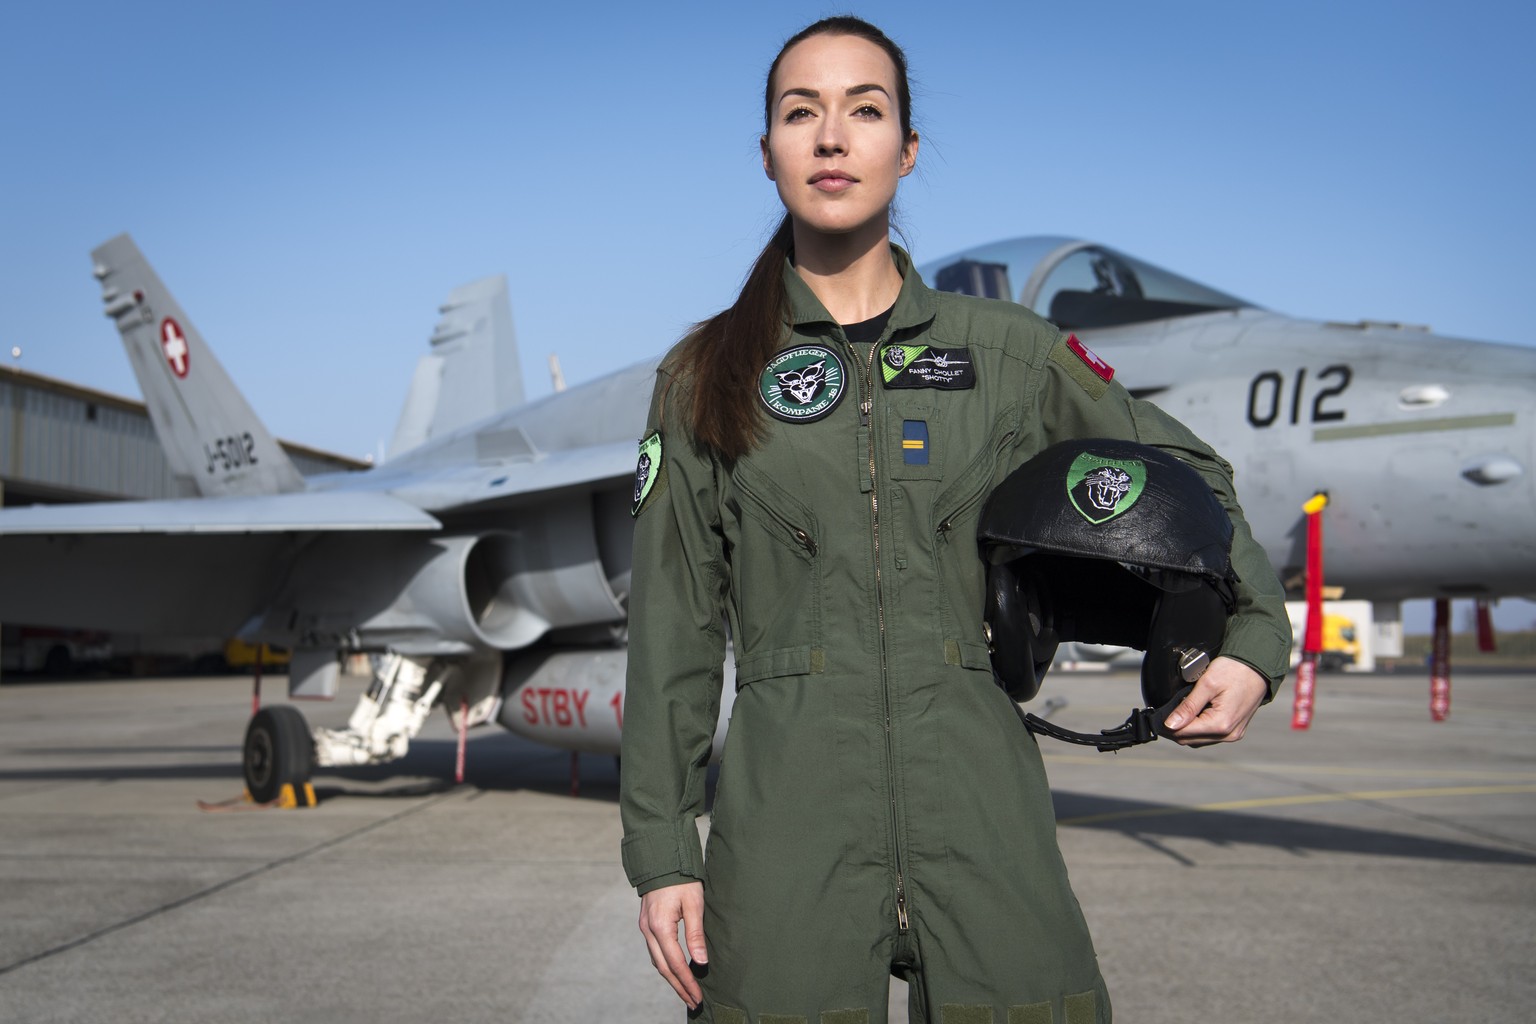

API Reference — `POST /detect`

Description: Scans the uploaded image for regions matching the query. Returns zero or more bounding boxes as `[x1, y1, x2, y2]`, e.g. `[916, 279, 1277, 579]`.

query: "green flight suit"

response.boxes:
[620, 248, 1291, 1024]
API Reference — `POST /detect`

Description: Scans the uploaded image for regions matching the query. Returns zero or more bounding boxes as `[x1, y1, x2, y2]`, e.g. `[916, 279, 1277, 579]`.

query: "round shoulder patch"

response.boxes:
[759, 345, 847, 423]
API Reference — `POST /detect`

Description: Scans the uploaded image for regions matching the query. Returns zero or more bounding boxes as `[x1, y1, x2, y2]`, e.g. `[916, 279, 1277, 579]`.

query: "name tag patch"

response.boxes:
[902, 420, 929, 465]
[880, 344, 976, 390]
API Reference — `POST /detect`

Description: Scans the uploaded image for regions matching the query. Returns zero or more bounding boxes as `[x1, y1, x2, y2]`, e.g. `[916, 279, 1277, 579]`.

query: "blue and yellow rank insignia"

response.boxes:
[902, 420, 929, 465]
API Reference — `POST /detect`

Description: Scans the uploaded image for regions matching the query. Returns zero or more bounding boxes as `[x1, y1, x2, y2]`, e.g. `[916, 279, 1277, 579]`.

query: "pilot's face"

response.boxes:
[762, 33, 917, 242]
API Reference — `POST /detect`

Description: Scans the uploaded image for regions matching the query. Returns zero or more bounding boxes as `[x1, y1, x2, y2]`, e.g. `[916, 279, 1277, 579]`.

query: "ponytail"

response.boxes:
[677, 215, 793, 460]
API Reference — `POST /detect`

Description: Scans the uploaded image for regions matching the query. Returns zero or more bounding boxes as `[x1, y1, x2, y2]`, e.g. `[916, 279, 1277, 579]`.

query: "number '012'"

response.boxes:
[1247, 366, 1351, 428]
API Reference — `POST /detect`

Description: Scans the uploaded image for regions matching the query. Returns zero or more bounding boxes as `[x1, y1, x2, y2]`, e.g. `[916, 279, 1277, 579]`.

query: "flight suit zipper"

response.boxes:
[853, 336, 910, 937]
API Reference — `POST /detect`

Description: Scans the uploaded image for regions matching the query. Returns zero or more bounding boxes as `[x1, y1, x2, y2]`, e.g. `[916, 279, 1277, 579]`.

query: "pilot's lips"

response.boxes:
[809, 170, 857, 192]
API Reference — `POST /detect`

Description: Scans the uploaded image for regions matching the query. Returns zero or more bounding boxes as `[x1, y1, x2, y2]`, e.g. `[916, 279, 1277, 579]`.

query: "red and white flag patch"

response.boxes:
[1066, 334, 1114, 384]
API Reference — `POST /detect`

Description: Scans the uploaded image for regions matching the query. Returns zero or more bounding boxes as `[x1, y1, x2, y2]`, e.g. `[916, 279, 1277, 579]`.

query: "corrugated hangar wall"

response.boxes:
[0, 366, 367, 505]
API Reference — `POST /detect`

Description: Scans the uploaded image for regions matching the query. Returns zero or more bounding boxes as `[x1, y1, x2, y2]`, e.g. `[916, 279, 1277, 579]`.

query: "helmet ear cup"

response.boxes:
[1141, 578, 1230, 707]
[984, 558, 1054, 702]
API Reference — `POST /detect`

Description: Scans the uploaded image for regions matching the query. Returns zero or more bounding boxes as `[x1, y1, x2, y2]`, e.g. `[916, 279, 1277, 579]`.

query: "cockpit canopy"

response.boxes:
[916, 236, 1256, 331]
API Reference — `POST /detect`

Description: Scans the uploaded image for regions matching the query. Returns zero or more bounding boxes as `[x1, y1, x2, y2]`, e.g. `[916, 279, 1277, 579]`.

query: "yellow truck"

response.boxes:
[1319, 613, 1360, 671]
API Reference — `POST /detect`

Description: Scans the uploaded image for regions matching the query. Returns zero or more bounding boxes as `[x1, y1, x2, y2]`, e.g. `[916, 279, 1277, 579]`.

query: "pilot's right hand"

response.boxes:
[638, 880, 707, 1009]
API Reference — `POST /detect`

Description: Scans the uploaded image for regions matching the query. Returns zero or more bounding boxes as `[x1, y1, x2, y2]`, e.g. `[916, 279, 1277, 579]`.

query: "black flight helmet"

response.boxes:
[977, 439, 1238, 750]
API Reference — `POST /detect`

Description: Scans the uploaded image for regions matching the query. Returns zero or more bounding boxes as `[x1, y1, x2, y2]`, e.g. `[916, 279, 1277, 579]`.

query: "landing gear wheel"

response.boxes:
[244, 705, 314, 803]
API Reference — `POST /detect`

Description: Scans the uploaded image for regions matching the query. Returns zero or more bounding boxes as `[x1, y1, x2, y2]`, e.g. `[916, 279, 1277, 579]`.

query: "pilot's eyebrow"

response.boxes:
[776, 84, 892, 105]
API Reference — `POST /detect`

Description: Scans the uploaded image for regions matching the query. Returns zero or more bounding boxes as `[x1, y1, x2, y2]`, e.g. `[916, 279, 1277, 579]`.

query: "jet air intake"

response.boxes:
[256, 500, 626, 655]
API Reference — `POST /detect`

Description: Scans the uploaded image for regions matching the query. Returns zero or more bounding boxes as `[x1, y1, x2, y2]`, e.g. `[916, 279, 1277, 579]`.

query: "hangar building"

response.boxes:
[1, 364, 367, 673]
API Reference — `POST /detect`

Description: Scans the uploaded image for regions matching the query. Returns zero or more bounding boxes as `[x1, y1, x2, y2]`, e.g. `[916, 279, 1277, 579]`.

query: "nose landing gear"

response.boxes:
[243, 704, 316, 806]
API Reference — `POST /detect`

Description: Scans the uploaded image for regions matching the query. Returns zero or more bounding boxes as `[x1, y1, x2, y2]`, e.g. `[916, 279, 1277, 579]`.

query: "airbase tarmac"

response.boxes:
[0, 667, 1532, 1024]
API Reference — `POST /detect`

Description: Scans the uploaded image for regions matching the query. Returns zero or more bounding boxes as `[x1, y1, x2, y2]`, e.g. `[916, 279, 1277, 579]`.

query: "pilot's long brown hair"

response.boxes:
[677, 16, 914, 459]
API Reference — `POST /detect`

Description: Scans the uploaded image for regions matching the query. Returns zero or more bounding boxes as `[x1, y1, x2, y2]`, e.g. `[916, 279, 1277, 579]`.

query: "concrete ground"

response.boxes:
[0, 666, 1531, 1023]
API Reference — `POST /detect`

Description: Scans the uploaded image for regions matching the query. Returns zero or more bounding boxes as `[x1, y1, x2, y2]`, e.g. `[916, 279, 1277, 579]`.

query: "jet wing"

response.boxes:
[0, 443, 635, 641]
[367, 439, 638, 514]
[0, 490, 442, 535]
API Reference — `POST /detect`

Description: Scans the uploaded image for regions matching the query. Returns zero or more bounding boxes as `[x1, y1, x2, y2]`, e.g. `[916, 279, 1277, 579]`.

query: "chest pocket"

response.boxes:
[724, 466, 823, 685]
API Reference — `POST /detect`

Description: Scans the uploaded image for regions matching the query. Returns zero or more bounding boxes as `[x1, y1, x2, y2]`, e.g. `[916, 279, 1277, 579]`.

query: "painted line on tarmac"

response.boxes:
[1058, 783, 1536, 826]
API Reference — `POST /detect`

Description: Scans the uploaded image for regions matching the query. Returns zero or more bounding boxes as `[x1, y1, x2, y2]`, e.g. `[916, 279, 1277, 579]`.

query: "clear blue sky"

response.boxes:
[2, 1, 1532, 630]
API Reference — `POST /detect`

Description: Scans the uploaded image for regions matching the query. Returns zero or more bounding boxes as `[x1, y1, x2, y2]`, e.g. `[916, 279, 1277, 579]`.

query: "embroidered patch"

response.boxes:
[1066, 450, 1146, 524]
[631, 431, 663, 516]
[1066, 334, 1114, 383]
[880, 344, 976, 390]
[1049, 334, 1111, 399]
[760, 345, 846, 422]
[902, 420, 929, 465]
[882, 343, 921, 375]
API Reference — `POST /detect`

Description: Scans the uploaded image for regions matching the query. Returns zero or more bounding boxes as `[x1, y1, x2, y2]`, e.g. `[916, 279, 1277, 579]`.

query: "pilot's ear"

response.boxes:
[761, 134, 776, 181]
[899, 130, 919, 178]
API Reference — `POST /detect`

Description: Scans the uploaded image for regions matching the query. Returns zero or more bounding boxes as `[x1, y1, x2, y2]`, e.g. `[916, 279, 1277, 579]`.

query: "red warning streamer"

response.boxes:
[1475, 599, 1496, 653]
[1291, 493, 1328, 730]
[455, 695, 468, 785]
[1431, 598, 1451, 721]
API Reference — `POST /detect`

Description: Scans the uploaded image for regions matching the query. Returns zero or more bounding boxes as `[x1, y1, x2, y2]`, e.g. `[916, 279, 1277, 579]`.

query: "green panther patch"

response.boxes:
[1066, 451, 1146, 524]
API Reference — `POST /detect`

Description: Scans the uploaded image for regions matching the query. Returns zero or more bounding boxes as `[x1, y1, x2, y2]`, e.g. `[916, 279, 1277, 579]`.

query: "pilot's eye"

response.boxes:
[853, 103, 884, 119]
[783, 106, 814, 124]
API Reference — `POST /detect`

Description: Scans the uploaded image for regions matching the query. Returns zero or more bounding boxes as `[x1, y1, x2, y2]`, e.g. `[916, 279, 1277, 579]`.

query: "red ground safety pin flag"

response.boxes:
[1291, 492, 1328, 730]
[1430, 598, 1452, 721]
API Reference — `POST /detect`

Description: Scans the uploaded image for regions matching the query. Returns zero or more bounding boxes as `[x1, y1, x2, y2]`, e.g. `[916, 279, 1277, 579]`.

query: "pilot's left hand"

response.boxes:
[1159, 656, 1269, 746]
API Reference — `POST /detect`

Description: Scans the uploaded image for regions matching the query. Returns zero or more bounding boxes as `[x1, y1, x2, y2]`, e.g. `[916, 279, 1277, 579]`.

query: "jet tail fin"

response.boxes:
[387, 275, 523, 459]
[91, 235, 306, 496]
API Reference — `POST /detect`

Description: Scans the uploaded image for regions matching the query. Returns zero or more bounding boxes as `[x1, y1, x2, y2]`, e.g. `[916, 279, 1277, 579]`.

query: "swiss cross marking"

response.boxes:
[160, 318, 190, 379]
[1066, 334, 1113, 383]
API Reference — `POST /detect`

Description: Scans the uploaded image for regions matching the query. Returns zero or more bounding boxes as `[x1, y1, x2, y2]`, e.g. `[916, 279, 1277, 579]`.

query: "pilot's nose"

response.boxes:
[815, 119, 846, 157]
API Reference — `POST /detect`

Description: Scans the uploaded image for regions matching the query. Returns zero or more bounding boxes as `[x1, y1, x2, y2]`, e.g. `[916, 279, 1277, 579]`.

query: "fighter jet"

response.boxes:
[0, 234, 1530, 800]
[918, 238, 1536, 667]
[0, 235, 689, 801]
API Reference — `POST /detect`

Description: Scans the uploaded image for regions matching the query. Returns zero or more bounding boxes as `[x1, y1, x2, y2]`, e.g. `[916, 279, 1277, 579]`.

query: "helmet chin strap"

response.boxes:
[1014, 647, 1210, 752]
[1017, 684, 1193, 751]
